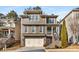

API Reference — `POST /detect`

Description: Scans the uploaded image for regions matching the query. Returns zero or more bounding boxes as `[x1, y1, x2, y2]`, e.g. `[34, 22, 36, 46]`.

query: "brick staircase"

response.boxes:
[46, 34, 58, 49]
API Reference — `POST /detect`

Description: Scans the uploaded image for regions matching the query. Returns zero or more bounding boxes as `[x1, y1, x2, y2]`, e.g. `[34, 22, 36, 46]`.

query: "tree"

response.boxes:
[60, 20, 68, 48]
[6, 10, 18, 20]
[6, 10, 18, 39]
[0, 13, 5, 18]
[0, 13, 4, 16]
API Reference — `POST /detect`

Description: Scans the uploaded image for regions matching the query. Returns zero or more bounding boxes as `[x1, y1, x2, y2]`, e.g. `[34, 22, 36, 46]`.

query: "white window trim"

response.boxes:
[40, 26, 44, 33]
[30, 15, 34, 21]
[35, 15, 39, 21]
[42, 26, 44, 33]
[29, 14, 39, 21]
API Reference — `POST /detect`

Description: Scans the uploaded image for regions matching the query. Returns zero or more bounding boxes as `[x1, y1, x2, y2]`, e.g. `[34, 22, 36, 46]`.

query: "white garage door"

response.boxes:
[25, 38, 44, 47]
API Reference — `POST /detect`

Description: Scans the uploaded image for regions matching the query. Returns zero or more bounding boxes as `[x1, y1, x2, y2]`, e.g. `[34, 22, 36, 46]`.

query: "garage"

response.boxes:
[25, 38, 44, 47]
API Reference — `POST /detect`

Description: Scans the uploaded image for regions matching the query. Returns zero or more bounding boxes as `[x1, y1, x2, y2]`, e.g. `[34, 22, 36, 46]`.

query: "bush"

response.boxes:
[60, 20, 68, 48]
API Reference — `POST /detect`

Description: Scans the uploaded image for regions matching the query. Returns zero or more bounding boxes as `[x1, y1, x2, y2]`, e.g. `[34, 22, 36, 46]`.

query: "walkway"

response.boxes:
[14, 47, 45, 52]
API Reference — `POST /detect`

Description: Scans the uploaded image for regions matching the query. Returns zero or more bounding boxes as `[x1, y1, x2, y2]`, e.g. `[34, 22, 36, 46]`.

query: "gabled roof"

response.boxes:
[60, 8, 79, 23]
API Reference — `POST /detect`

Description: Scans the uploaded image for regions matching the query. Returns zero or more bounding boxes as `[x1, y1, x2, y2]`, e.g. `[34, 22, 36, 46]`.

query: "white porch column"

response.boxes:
[51, 26, 53, 34]
[45, 26, 47, 34]
[73, 34, 77, 44]
[77, 34, 79, 44]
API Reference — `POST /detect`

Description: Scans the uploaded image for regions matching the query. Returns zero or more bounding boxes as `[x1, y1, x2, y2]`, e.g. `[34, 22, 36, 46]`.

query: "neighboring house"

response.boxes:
[0, 16, 18, 49]
[0, 17, 15, 38]
[60, 8, 79, 44]
[15, 7, 60, 48]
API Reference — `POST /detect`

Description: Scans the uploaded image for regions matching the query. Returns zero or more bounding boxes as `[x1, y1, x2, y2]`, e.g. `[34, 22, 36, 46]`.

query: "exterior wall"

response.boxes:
[65, 12, 73, 43]
[54, 17, 57, 24]
[56, 26, 60, 36]
[63, 11, 79, 44]
[15, 20, 21, 40]
[21, 18, 25, 46]
[21, 14, 46, 24]
[74, 11, 79, 43]
[22, 26, 45, 33]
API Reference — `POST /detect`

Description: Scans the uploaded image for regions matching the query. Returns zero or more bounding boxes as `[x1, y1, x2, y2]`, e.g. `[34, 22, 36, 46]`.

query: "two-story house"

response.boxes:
[15, 7, 60, 48]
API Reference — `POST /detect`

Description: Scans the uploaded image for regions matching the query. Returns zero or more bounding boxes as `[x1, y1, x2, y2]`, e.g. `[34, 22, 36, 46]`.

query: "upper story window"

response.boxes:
[28, 14, 39, 21]
[76, 13, 79, 19]
[47, 26, 51, 33]
[32, 26, 36, 33]
[40, 26, 44, 33]
[0, 23, 4, 26]
[47, 18, 54, 24]
[35, 15, 39, 21]
[25, 26, 28, 33]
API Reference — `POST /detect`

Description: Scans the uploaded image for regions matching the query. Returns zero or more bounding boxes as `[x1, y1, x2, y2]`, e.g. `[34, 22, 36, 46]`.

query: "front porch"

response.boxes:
[0, 28, 15, 38]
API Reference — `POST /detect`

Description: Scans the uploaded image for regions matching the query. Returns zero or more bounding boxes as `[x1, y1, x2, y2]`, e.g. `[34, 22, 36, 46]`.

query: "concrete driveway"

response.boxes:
[15, 47, 45, 52]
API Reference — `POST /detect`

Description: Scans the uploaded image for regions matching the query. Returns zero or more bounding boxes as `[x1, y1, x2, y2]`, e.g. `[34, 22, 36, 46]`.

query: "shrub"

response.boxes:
[60, 20, 68, 48]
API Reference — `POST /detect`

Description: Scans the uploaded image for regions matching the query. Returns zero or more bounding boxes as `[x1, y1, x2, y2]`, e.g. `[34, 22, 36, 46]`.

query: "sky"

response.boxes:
[0, 6, 78, 21]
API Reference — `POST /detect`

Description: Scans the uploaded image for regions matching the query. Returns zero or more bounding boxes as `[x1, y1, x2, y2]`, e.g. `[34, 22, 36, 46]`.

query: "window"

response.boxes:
[25, 26, 28, 32]
[53, 27, 56, 33]
[32, 15, 34, 20]
[47, 18, 54, 23]
[32, 26, 36, 33]
[28, 15, 33, 21]
[47, 26, 51, 32]
[29, 14, 39, 21]
[47, 18, 49, 23]
[35, 15, 39, 21]
[5, 31, 8, 37]
[0, 23, 4, 26]
[76, 13, 79, 19]
[30, 15, 34, 20]
[29, 15, 31, 21]
[50, 18, 54, 23]
[40, 26, 44, 33]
